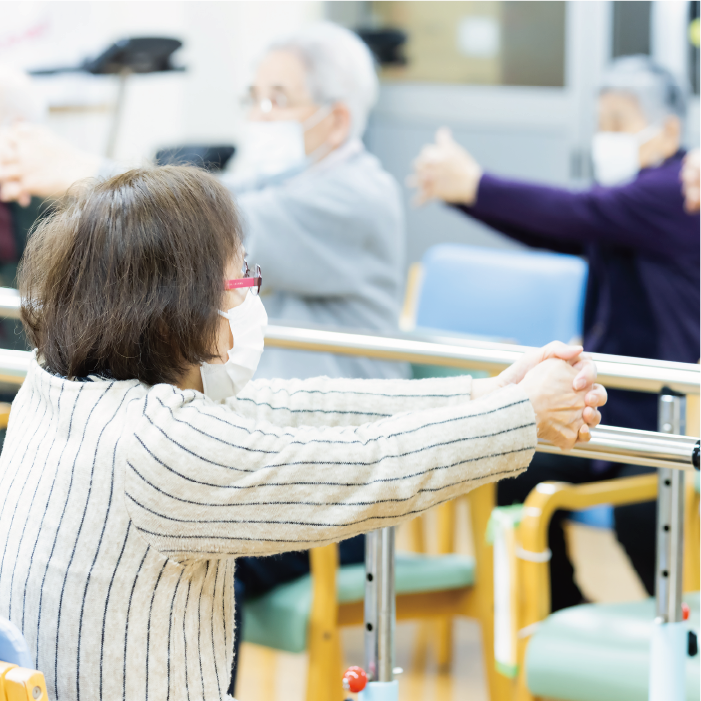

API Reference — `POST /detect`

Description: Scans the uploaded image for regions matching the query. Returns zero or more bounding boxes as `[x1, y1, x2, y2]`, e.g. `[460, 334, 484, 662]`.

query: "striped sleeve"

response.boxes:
[224, 374, 473, 428]
[124, 382, 535, 561]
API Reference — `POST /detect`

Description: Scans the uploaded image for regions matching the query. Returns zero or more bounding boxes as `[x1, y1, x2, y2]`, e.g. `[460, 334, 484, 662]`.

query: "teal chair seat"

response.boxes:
[526, 593, 700, 701]
[242, 552, 475, 653]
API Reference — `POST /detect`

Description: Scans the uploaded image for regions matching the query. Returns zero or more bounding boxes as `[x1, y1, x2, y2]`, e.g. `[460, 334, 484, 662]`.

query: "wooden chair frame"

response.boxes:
[0, 403, 11, 431]
[511, 472, 700, 701]
[0, 660, 48, 701]
[305, 482, 513, 701]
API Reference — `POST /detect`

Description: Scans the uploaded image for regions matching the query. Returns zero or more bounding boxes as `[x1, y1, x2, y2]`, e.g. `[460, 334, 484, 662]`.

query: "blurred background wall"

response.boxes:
[1, 0, 698, 268]
[0, 2, 324, 159]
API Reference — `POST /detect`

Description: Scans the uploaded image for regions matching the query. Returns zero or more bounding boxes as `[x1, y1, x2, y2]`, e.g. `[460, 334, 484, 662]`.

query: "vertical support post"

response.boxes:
[364, 529, 380, 681]
[377, 527, 396, 682]
[362, 527, 398, 701]
[649, 392, 687, 701]
[105, 68, 130, 159]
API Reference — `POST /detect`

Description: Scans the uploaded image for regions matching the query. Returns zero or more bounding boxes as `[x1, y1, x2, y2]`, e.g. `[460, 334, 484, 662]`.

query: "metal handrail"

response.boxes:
[538, 425, 699, 471]
[0, 288, 20, 320]
[1, 347, 698, 471]
[1, 287, 698, 468]
[263, 324, 699, 395]
[1, 287, 697, 394]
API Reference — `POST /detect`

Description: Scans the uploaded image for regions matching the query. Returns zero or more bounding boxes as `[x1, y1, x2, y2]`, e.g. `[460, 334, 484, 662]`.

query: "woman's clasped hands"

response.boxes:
[486, 341, 607, 452]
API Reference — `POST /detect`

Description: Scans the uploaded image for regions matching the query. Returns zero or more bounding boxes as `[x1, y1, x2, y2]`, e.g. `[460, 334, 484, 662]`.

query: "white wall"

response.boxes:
[179, 1, 323, 147]
[0, 1, 323, 163]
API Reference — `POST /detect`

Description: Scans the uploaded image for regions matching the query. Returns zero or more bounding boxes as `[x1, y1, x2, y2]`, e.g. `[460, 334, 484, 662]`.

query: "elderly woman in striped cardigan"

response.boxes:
[0, 166, 605, 700]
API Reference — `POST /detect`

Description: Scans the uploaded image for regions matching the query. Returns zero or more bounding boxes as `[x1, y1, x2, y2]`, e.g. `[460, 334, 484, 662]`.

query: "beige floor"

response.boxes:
[235, 516, 649, 701]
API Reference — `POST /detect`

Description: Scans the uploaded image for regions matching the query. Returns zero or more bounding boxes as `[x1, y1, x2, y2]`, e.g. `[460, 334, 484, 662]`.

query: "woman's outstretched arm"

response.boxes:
[225, 342, 602, 430]
[225, 374, 473, 428]
[124, 380, 536, 561]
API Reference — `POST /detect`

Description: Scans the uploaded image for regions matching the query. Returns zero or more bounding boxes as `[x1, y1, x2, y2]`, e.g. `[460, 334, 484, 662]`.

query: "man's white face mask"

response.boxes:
[200, 291, 268, 402]
[241, 104, 333, 179]
[591, 126, 660, 186]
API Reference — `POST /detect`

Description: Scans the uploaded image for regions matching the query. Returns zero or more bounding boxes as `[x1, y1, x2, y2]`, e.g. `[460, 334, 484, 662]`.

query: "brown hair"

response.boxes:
[18, 166, 242, 385]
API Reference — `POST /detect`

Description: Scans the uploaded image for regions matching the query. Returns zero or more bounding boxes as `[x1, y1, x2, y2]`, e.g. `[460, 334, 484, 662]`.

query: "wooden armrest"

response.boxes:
[519, 474, 658, 557]
[0, 663, 48, 701]
[0, 402, 11, 430]
[399, 262, 423, 332]
[517, 474, 658, 631]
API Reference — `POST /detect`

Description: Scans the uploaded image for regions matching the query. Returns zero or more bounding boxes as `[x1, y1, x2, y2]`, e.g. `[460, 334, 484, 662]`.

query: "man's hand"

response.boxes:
[681, 148, 700, 214]
[0, 123, 100, 206]
[407, 128, 483, 206]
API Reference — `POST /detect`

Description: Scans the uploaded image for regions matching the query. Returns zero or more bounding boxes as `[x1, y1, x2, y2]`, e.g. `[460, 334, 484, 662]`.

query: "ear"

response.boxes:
[327, 103, 352, 149]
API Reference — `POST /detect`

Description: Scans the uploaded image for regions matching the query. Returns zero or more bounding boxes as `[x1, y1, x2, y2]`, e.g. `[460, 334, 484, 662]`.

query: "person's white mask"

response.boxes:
[591, 126, 659, 186]
[200, 292, 268, 401]
[241, 105, 333, 179]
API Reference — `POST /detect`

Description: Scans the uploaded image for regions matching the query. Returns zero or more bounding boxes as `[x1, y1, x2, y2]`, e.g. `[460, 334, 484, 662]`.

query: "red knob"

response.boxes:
[342, 666, 368, 692]
[682, 603, 690, 621]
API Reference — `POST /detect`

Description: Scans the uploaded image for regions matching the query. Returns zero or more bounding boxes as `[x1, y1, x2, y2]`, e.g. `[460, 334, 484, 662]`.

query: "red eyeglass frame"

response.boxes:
[225, 261, 262, 294]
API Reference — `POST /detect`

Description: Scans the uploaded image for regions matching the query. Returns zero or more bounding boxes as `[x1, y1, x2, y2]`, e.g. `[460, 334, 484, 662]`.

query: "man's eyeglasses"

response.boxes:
[225, 261, 262, 296]
[240, 88, 308, 113]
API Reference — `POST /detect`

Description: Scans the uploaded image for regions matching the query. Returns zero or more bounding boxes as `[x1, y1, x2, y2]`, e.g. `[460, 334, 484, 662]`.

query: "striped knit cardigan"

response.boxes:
[0, 355, 536, 700]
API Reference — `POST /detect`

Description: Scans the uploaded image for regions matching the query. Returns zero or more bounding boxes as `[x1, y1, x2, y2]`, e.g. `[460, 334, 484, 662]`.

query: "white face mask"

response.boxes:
[591, 126, 659, 186]
[240, 105, 333, 179]
[200, 292, 268, 401]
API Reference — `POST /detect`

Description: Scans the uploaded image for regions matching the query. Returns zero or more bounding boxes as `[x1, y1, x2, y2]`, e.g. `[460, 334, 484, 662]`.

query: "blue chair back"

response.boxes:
[415, 244, 588, 346]
[414, 244, 612, 527]
[0, 616, 33, 668]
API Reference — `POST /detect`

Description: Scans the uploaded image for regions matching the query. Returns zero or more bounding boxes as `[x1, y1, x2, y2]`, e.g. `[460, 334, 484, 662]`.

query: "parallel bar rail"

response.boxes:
[1, 288, 698, 394]
[263, 324, 700, 396]
[0, 348, 697, 471]
[538, 425, 698, 471]
[0, 288, 20, 320]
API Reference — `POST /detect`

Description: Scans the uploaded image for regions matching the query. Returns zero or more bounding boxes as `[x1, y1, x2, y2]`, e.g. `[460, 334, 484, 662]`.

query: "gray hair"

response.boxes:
[599, 55, 687, 126]
[266, 21, 379, 139]
[0, 65, 45, 126]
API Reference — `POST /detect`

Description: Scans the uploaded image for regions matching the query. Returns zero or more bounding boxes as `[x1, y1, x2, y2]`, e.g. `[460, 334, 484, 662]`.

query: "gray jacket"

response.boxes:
[222, 140, 409, 380]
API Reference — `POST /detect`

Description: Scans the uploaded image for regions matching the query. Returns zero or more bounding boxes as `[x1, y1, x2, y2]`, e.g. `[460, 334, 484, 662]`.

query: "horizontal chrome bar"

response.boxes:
[0, 349, 696, 471]
[0, 288, 20, 320]
[0, 283, 698, 393]
[0, 349, 33, 384]
[540, 426, 699, 472]
[264, 324, 700, 395]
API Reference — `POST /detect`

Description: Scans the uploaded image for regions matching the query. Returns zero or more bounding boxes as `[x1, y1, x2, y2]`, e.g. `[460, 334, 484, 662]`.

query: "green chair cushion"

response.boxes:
[241, 552, 475, 653]
[410, 363, 489, 380]
[526, 593, 700, 701]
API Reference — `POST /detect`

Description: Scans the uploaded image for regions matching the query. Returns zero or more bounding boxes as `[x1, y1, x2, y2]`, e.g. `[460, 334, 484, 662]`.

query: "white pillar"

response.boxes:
[651, 1, 689, 82]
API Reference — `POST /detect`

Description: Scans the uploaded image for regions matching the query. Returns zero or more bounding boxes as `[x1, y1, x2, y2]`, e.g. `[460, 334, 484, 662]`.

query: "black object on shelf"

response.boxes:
[155, 145, 236, 173]
[28, 37, 185, 159]
[29, 37, 184, 76]
[356, 29, 407, 66]
[85, 37, 183, 74]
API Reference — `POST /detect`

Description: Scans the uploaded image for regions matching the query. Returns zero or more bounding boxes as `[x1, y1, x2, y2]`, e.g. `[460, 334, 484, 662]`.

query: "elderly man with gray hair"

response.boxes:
[223, 21, 407, 382]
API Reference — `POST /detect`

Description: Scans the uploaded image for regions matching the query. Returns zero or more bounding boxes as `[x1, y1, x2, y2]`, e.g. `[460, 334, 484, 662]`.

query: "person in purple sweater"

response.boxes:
[412, 55, 700, 610]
